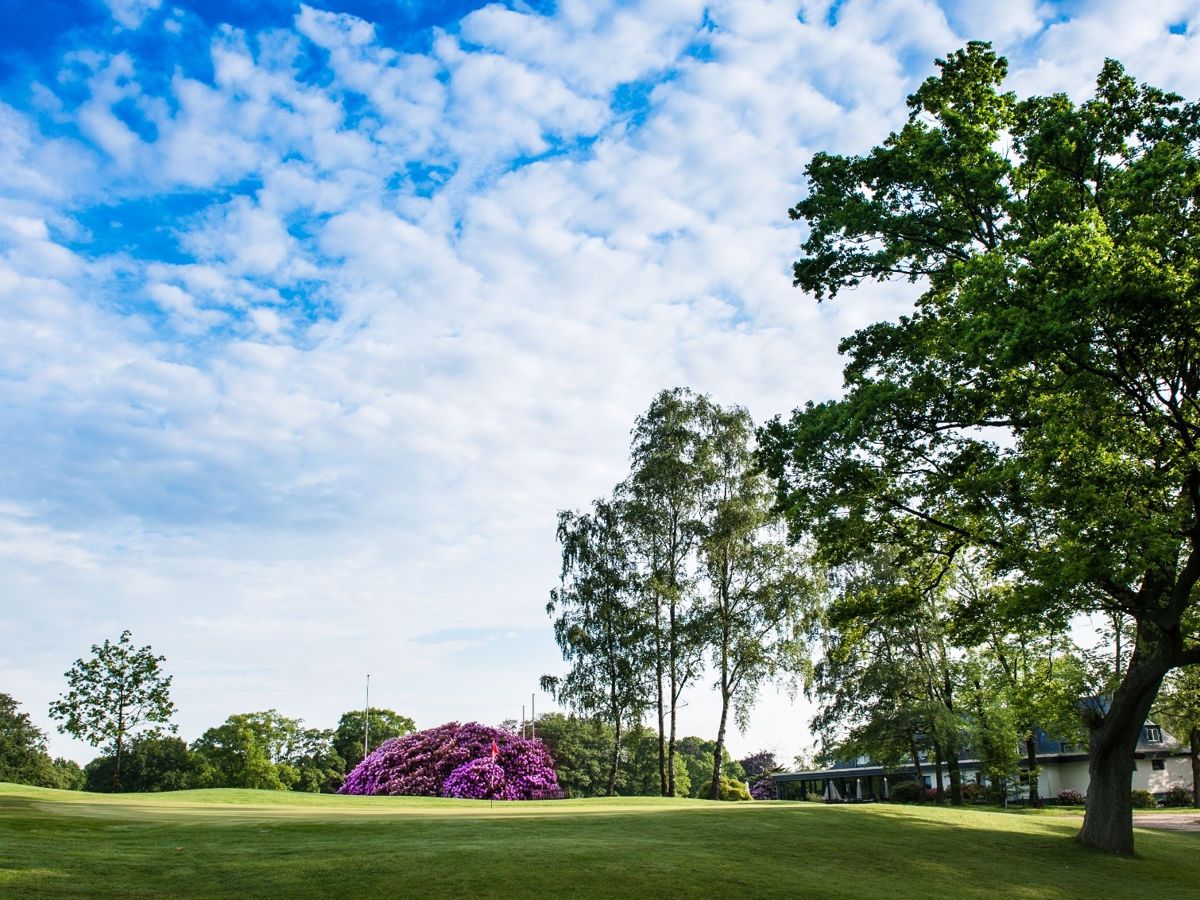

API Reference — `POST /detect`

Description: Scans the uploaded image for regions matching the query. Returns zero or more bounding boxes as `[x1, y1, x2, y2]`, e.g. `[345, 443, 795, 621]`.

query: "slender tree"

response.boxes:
[624, 388, 711, 795]
[49, 630, 175, 792]
[763, 43, 1200, 854]
[700, 404, 811, 799]
[543, 500, 650, 795]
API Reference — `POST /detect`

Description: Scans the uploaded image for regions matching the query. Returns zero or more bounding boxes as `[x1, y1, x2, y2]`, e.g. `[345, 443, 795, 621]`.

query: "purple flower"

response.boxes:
[339, 721, 559, 800]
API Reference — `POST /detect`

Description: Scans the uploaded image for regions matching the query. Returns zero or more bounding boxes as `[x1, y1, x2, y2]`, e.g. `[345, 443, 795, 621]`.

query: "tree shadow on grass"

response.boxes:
[2, 794, 1199, 898]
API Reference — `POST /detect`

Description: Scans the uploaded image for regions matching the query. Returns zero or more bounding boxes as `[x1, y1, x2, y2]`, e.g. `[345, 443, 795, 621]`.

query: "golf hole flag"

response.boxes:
[491, 740, 499, 762]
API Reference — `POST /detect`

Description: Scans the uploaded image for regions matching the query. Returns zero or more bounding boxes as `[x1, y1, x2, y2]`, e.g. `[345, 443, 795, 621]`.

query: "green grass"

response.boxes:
[2, 783, 1197, 898]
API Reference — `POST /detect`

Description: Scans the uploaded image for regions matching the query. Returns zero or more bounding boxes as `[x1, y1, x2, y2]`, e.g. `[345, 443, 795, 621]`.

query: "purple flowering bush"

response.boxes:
[750, 776, 775, 800]
[339, 721, 559, 800]
[443, 758, 509, 799]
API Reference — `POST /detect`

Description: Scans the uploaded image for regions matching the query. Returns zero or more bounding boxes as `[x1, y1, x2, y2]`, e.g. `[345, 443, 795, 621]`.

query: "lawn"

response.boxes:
[2, 783, 1197, 898]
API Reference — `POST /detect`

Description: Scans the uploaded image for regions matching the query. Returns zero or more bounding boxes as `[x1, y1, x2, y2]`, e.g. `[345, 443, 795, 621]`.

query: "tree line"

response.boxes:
[0, 629, 783, 800]
[1, 632, 415, 794]
[542, 389, 814, 801]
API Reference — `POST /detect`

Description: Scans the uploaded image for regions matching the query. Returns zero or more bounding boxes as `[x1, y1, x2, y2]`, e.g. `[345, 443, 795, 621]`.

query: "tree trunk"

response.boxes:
[946, 749, 963, 806]
[607, 717, 621, 797]
[654, 606, 667, 797]
[113, 705, 125, 793]
[667, 701, 678, 798]
[113, 735, 124, 793]
[941, 670, 963, 806]
[1078, 639, 1170, 855]
[667, 595, 677, 797]
[931, 739, 945, 802]
[1025, 735, 1041, 806]
[908, 732, 925, 797]
[1190, 727, 1199, 809]
[711, 695, 730, 800]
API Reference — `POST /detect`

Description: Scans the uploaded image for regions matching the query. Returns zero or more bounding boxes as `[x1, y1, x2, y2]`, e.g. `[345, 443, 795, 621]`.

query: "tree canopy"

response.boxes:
[48, 631, 175, 792]
[0, 692, 82, 790]
[762, 41, 1200, 854]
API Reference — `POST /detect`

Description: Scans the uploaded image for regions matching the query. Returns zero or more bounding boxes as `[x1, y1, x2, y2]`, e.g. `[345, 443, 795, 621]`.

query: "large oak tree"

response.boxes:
[761, 43, 1200, 854]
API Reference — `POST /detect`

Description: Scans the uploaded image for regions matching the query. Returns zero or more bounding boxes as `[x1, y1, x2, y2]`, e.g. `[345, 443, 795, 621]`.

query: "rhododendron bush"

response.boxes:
[339, 721, 559, 800]
[750, 776, 775, 800]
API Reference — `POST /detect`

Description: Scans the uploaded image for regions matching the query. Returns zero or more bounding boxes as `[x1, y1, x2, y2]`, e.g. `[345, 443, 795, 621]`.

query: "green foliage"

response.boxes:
[545, 392, 816, 799]
[888, 780, 924, 804]
[1153, 668, 1200, 749]
[531, 713, 613, 798]
[333, 709, 415, 772]
[767, 40, 1200, 853]
[48, 631, 175, 792]
[1130, 789, 1157, 809]
[534, 714, 695, 798]
[674, 736, 742, 798]
[191, 711, 343, 793]
[84, 734, 203, 793]
[0, 693, 68, 789]
[619, 724, 676, 796]
[804, 790, 823, 802]
[1160, 786, 1192, 808]
[0, 693, 82, 792]
[625, 388, 714, 795]
[544, 499, 651, 795]
[715, 775, 751, 801]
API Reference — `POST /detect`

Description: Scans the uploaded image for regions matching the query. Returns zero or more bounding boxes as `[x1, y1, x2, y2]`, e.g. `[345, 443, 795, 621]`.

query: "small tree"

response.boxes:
[49, 631, 175, 792]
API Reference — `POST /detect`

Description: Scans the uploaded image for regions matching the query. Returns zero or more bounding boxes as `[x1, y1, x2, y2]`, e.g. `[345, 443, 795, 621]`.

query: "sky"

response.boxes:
[3, 0, 1200, 769]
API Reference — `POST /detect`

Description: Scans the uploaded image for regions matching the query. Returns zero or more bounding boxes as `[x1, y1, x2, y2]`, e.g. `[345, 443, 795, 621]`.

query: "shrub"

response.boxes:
[442, 758, 509, 800]
[339, 722, 558, 800]
[749, 775, 775, 800]
[888, 780, 924, 803]
[1130, 789, 1157, 809]
[1056, 788, 1085, 806]
[717, 776, 751, 801]
[959, 782, 984, 803]
[804, 791, 823, 802]
[1160, 785, 1193, 808]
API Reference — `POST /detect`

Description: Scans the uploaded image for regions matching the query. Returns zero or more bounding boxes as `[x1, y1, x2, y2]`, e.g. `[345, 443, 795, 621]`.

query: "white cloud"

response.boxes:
[4, 0, 1200, 766]
[105, 0, 163, 30]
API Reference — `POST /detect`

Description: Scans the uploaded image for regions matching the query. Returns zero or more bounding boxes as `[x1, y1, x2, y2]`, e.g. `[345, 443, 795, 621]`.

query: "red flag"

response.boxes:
[490, 740, 499, 761]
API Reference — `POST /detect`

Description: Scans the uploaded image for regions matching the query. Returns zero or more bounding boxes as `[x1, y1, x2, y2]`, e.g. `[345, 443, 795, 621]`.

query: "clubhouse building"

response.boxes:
[771, 721, 1195, 802]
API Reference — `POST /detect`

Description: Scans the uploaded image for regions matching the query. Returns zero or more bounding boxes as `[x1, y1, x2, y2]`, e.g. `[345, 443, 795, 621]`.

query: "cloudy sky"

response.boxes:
[3, 0, 1200, 767]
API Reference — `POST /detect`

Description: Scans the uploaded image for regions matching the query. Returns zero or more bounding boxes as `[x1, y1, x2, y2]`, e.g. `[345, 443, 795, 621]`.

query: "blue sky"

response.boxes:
[3, 0, 1200, 765]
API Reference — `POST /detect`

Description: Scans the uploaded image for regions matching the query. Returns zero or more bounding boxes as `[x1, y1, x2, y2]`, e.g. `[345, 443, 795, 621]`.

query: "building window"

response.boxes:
[856, 755, 870, 766]
[1144, 726, 1164, 743]
[1152, 759, 1165, 771]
